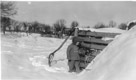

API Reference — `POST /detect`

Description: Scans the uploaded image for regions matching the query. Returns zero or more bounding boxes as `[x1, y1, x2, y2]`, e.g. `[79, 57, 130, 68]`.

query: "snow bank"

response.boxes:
[78, 26, 136, 80]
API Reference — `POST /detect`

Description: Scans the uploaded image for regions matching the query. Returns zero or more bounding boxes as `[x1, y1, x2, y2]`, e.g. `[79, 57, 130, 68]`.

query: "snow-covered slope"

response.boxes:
[78, 26, 136, 80]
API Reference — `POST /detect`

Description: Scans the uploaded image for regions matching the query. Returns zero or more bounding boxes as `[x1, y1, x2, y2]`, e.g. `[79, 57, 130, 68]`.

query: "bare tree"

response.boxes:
[43, 24, 51, 34]
[0, 1, 17, 17]
[118, 23, 127, 30]
[0, 1, 17, 34]
[109, 20, 116, 28]
[31, 21, 40, 33]
[1, 17, 10, 34]
[53, 19, 66, 38]
[94, 22, 107, 29]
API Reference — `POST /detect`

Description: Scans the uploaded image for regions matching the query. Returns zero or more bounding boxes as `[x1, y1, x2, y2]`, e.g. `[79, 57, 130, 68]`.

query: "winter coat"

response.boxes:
[78, 48, 86, 56]
[67, 43, 80, 60]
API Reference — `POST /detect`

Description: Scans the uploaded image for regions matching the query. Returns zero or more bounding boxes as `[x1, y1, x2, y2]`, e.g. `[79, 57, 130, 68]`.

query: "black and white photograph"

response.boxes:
[1, 0, 136, 80]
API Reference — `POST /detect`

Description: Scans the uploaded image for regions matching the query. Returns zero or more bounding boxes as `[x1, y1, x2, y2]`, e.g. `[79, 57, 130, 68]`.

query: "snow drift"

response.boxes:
[78, 26, 136, 80]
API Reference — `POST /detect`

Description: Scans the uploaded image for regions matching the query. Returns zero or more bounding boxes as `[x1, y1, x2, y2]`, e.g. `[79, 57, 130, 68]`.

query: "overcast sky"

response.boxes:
[13, 1, 136, 27]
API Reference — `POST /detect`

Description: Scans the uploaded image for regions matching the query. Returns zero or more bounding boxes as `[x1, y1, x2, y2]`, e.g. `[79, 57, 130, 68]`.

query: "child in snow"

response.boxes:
[67, 37, 81, 73]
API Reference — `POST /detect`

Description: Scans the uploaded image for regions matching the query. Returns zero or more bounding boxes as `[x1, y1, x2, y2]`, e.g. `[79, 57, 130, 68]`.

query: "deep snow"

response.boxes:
[1, 27, 136, 80]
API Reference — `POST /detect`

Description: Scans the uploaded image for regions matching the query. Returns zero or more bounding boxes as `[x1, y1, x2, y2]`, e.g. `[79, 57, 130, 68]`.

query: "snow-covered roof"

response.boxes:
[78, 27, 126, 33]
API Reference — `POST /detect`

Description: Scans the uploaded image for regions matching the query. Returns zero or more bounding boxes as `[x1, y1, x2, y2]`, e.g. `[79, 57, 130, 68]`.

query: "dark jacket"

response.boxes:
[67, 43, 80, 60]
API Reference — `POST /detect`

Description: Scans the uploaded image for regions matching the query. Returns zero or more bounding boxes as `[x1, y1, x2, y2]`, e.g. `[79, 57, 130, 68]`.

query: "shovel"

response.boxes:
[48, 28, 75, 66]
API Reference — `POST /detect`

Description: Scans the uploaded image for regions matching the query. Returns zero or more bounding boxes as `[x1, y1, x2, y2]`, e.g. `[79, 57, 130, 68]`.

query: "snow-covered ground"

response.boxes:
[1, 33, 76, 80]
[1, 27, 136, 80]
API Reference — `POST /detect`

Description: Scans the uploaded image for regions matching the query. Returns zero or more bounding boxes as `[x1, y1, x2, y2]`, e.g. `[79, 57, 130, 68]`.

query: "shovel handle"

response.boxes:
[48, 28, 75, 66]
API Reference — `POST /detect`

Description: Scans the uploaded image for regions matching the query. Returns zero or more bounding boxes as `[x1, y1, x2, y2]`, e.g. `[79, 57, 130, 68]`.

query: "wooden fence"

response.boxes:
[74, 28, 121, 50]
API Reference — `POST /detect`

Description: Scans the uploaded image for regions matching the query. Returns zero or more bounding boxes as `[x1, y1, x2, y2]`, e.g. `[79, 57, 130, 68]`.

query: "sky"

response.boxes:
[13, 1, 136, 27]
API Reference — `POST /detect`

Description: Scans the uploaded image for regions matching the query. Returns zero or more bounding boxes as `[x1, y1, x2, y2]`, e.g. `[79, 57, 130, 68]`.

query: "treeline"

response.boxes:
[0, 2, 79, 38]
[91, 21, 128, 30]
[1, 17, 79, 38]
[1, 16, 128, 37]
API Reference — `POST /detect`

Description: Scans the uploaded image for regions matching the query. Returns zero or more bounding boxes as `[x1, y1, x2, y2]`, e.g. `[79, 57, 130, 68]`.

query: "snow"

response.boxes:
[1, 33, 75, 80]
[79, 27, 126, 33]
[78, 26, 136, 80]
[1, 26, 136, 80]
